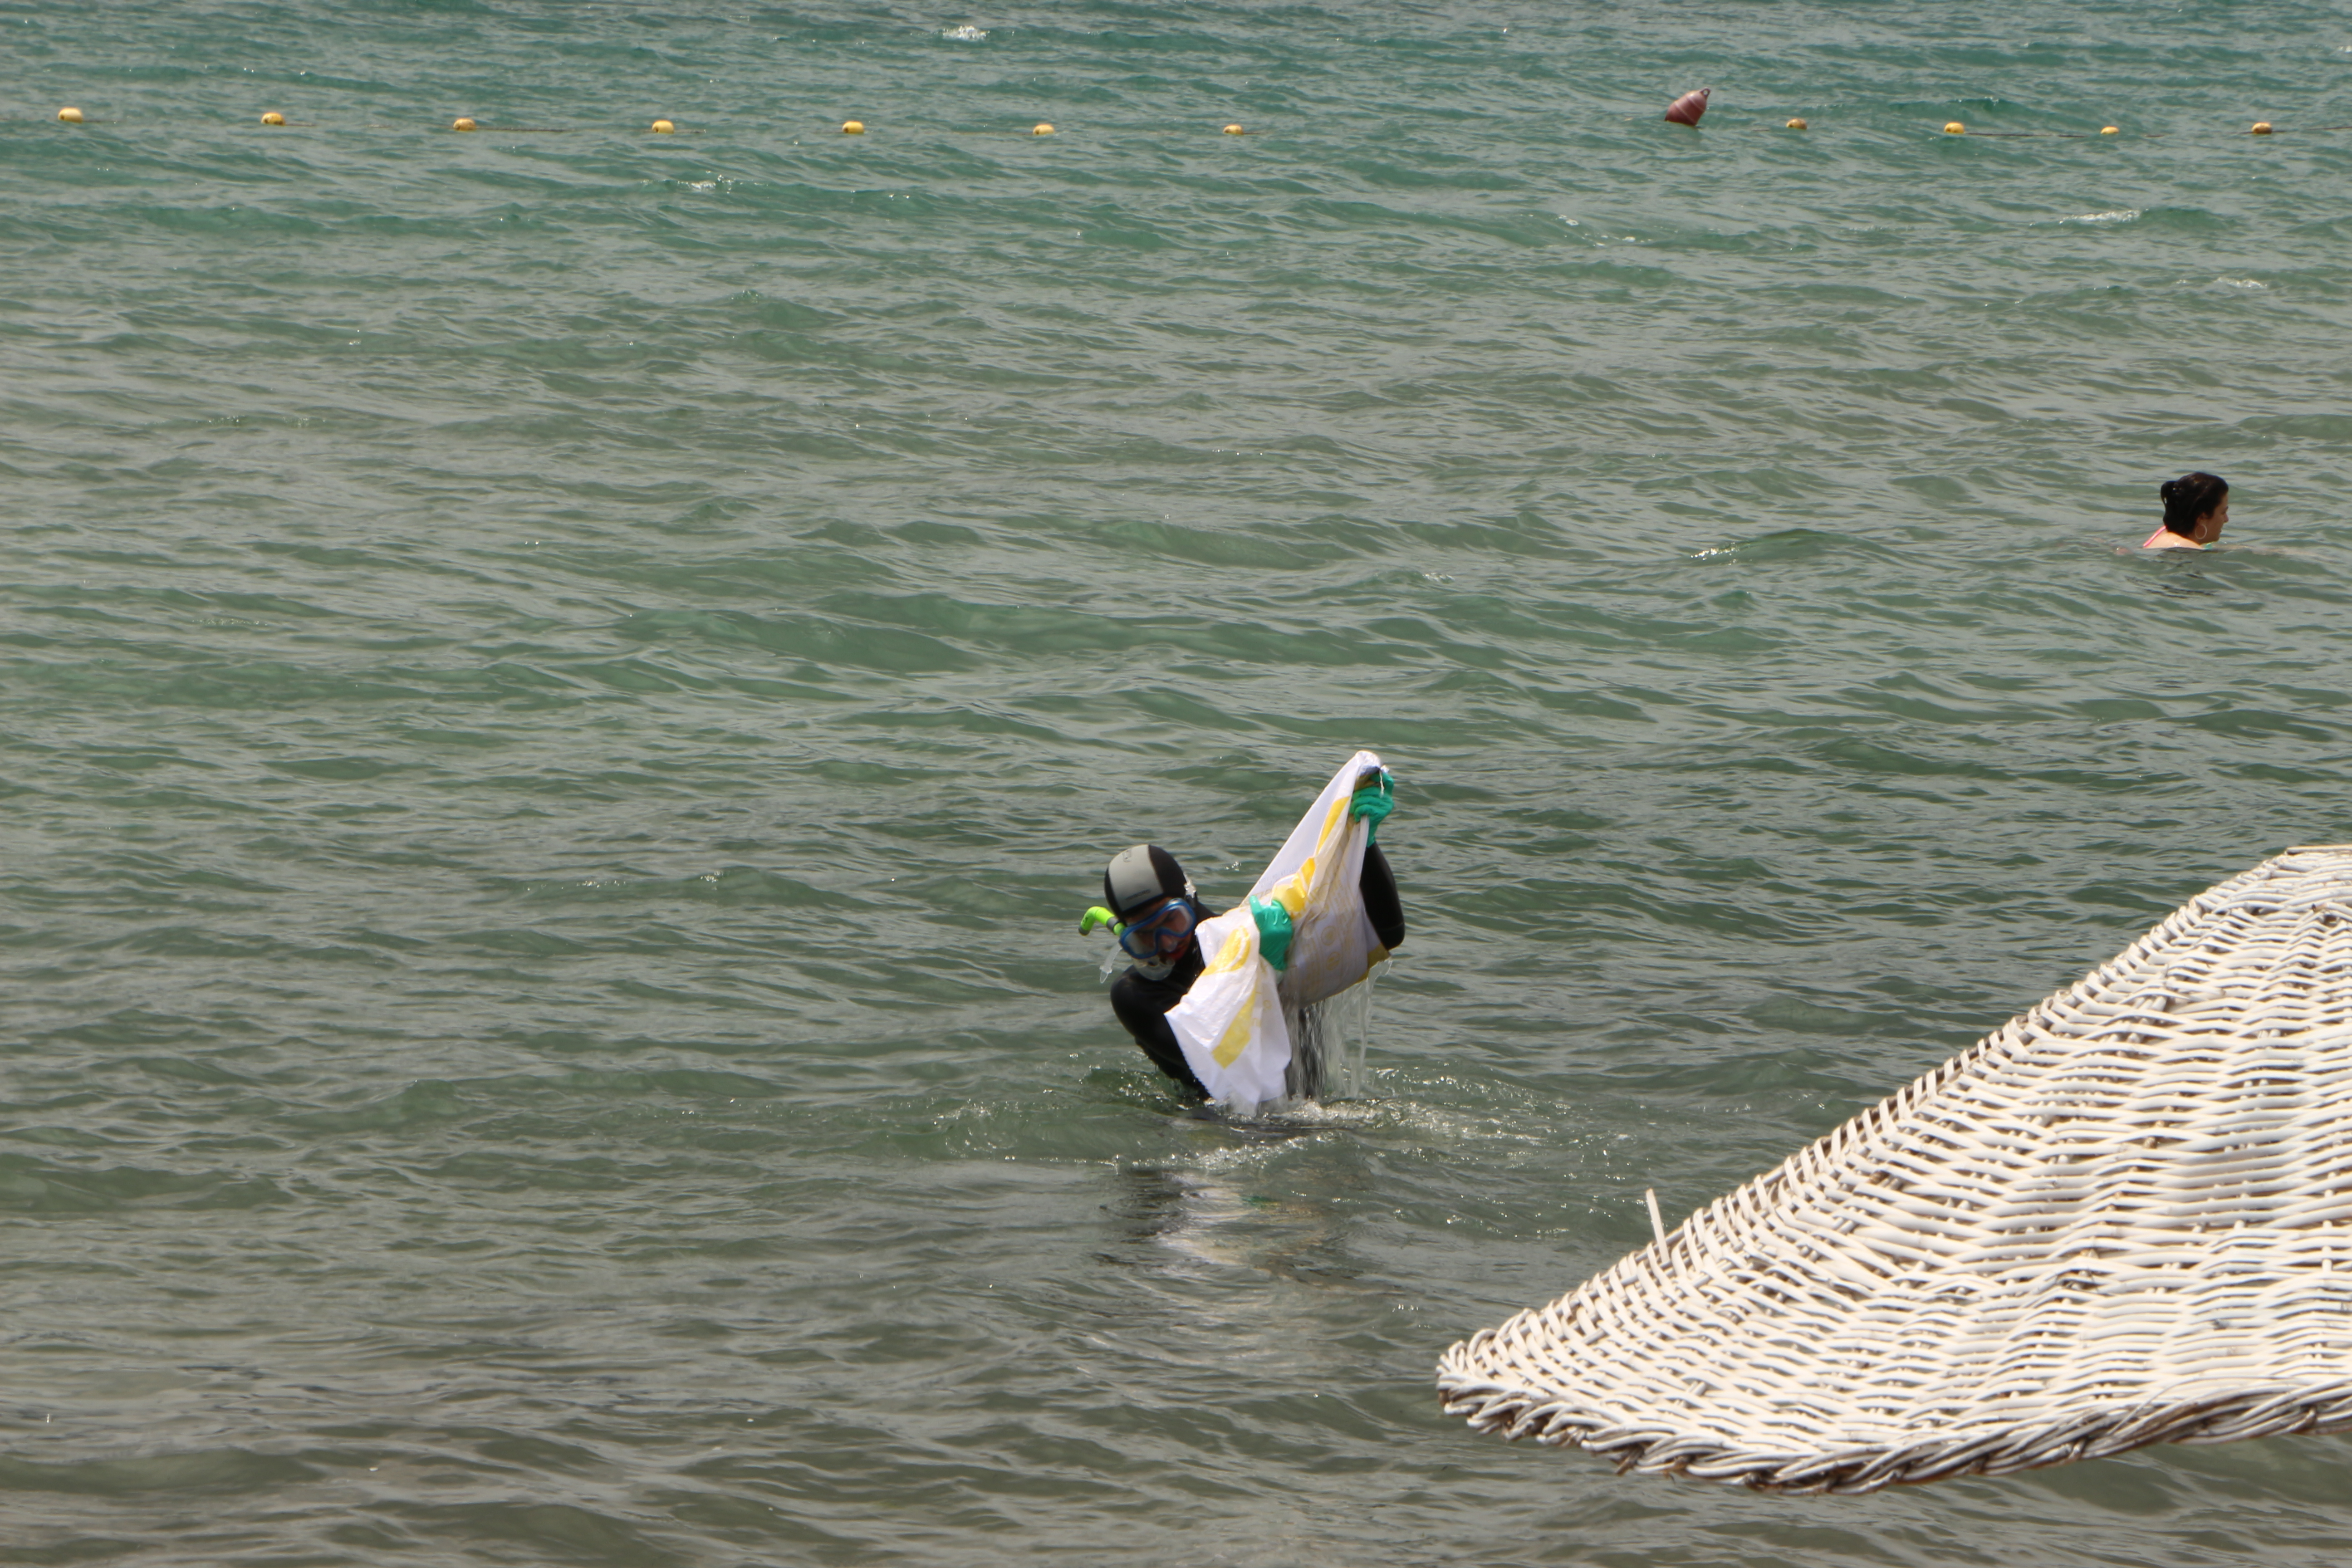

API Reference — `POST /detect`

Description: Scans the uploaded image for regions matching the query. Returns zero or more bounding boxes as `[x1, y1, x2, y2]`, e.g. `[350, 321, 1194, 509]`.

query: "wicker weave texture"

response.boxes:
[1437, 847, 2352, 1493]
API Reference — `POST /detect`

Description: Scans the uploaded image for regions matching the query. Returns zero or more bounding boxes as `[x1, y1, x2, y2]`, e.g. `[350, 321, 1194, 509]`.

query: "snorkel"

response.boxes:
[1079, 905, 1135, 981]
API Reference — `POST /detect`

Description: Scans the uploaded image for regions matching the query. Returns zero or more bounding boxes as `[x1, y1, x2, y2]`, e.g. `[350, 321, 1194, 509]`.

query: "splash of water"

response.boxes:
[1282, 969, 1381, 1105]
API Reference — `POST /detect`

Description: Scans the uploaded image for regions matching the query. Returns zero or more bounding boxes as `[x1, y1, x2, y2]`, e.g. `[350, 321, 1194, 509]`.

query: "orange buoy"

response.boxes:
[841, 120, 864, 134]
[1785, 118, 1808, 130]
[651, 118, 676, 134]
[58, 106, 84, 124]
[2251, 121, 2274, 135]
[1032, 122, 1054, 135]
[1222, 122, 1244, 135]
[1944, 121, 1965, 135]
[260, 111, 286, 127]
[1664, 88, 1709, 127]
[452, 117, 478, 132]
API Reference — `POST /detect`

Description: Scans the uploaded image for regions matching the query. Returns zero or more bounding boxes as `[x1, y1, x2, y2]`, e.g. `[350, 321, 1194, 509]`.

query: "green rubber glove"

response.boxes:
[1248, 895, 1294, 972]
[1350, 769, 1395, 842]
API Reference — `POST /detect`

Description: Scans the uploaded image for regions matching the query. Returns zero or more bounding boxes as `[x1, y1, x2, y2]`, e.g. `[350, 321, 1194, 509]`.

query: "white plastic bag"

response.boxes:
[1166, 750, 1392, 1113]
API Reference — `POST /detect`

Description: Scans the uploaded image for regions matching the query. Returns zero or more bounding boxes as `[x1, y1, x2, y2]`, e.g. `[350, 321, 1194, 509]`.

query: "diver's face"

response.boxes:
[1122, 898, 1196, 964]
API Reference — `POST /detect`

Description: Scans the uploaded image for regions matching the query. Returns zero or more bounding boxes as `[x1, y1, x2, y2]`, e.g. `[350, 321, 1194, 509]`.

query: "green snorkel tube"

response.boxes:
[1079, 905, 1122, 937]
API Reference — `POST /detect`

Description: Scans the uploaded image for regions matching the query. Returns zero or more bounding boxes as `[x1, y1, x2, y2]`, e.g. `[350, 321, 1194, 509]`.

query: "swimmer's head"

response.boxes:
[2159, 471, 2229, 542]
[1103, 843, 1193, 923]
[1103, 844, 1198, 979]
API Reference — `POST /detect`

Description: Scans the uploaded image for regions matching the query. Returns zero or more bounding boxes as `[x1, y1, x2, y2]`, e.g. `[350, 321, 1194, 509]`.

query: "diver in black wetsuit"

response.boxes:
[1085, 772, 1405, 1099]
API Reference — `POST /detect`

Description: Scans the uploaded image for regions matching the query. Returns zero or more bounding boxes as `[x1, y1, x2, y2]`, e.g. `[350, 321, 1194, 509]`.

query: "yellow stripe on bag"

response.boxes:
[1203, 928, 1253, 975]
[1291, 791, 1351, 902]
[1318, 793, 1348, 857]
[1272, 868, 1308, 916]
[1212, 1006, 1255, 1068]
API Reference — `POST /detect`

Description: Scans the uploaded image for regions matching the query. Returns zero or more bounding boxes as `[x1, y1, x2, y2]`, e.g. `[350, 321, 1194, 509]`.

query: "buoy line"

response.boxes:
[36, 100, 2343, 141]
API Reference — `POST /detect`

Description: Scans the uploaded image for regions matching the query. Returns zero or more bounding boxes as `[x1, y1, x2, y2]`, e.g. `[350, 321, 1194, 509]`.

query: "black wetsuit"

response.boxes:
[1110, 843, 1406, 1098]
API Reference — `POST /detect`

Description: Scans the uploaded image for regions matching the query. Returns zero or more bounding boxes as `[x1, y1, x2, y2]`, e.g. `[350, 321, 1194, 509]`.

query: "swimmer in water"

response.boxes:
[1084, 770, 1403, 1099]
[2142, 471, 2229, 550]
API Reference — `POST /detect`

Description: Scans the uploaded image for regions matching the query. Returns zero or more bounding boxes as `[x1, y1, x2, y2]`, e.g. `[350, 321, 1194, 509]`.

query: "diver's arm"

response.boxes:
[1110, 970, 1210, 1099]
[1359, 842, 1405, 951]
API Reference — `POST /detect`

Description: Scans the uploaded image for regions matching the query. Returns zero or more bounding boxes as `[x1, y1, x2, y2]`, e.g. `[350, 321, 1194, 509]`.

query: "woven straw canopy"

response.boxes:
[1438, 847, 2352, 1493]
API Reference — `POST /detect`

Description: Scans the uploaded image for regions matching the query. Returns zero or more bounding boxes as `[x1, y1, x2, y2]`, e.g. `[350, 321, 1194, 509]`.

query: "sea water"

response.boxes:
[5, 2, 2352, 1563]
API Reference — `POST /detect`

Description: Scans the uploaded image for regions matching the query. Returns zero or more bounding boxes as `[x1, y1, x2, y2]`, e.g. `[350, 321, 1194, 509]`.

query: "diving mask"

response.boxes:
[1116, 897, 1198, 964]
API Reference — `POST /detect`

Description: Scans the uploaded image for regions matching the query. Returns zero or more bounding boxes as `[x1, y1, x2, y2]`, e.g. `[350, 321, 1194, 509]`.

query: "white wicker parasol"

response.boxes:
[1438, 846, 2352, 1493]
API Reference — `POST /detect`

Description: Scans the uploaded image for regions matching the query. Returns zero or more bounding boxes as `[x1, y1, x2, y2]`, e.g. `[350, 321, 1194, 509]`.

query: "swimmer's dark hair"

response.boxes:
[2159, 471, 2228, 537]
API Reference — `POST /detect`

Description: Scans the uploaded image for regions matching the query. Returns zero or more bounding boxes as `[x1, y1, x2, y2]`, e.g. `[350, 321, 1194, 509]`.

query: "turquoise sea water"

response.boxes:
[5, 2, 2352, 1563]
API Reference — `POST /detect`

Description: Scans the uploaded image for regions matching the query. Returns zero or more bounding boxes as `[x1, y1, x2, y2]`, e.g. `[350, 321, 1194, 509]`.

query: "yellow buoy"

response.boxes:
[1032, 122, 1054, 136]
[1222, 122, 1244, 135]
[842, 120, 864, 134]
[2100, 125, 2119, 135]
[453, 117, 478, 132]
[651, 119, 676, 134]
[1944, 121, 1965, 135]
[1786, 117, 1808, 130]
[2251, 121, 2274, 135]
[58, 106, 84, 124]
[260, 111, 286, 126]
